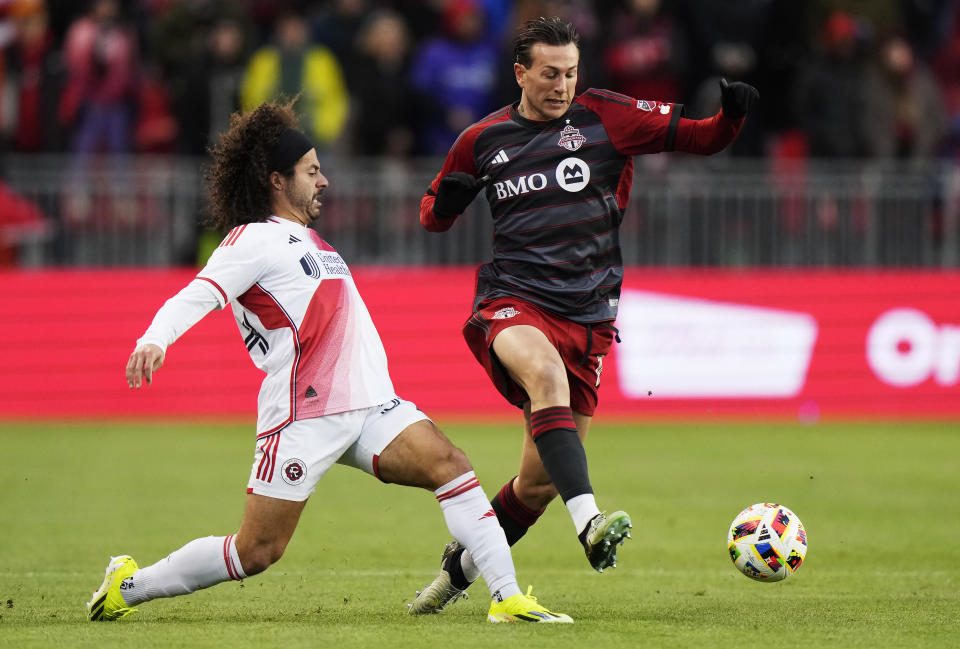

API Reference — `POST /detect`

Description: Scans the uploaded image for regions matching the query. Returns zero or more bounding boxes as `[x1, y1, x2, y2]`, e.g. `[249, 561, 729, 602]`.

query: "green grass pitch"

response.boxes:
[1, 419, 957, 649]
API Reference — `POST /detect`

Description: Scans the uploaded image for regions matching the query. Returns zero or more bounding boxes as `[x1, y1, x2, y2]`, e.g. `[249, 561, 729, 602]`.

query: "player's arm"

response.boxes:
[420, 128, 484, 232]
[582, 80, 757, 156]
[672, 80, 759, 155]
[127, 226, 264, 388]
[126, 279, 221, 388]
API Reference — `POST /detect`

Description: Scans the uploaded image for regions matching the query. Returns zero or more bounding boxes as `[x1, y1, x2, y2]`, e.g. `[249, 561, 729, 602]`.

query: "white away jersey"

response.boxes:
[197, 217, 395, 434]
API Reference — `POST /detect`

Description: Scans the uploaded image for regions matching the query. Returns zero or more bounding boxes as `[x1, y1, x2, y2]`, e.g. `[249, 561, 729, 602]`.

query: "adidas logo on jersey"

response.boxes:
[491, 149, 509, 165]
[289, 235, 301, 244]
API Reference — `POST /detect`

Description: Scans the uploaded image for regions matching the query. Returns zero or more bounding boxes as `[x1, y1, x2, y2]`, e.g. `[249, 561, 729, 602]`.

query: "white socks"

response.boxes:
[456, 490, 601, 581]
[434, 471, 521, 600]
[566, 493, 601, 536]
[121, 534, 246, 606]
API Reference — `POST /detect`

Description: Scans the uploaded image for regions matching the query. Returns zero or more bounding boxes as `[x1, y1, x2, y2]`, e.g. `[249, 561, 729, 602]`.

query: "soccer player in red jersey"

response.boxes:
[410, 16, 757, 614]
[86, 101, 572, 624]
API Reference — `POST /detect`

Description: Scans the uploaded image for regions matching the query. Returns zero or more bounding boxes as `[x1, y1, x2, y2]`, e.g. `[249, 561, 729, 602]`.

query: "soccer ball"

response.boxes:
[727, 502, 807, 582]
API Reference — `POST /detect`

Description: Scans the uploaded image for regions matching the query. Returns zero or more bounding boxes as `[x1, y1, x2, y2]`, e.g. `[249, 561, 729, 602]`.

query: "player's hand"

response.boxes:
[719, 78, 759, 119]
[126, 343, 165, 388]
[433, 172, 489, 219]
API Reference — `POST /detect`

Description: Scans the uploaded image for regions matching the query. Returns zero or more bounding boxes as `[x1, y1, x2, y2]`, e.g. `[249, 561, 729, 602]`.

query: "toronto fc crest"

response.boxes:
[492, 307, 520, 319]
[557, 124, 587, 151]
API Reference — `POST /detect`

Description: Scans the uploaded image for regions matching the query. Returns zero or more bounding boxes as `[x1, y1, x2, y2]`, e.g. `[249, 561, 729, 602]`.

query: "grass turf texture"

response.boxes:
[0, 420, 957, 649]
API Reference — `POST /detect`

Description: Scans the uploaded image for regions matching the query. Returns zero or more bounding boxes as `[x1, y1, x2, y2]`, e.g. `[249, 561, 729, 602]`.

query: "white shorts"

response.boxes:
[246, 397, 429, 501]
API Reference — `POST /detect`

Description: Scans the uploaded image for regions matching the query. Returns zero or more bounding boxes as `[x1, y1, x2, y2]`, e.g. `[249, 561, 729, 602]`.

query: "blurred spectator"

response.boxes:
[312, 0, 368, 88]
[478, 0, 512, 41]
[793, 11, 870, 158]
[241, 11, 349, 153]
[351, 9, 416, 157]
[0, 178, 49, 265]
[862, 33, 947, 159]
[673, 0, 765, 98]
[134, 61, 178, 153]
[142, 0, 204, 87]
[932, 5, 960, 159]
[409, 0, 498, 155]
[1, 0, 64, 152]
[896, 0, 956, 62]
[599, 0, 687, 102]
[176, 13, 249, 155]
[863, 33, 948, 265]
[674, 0, 773, 156]
[57, 0, 139, 155]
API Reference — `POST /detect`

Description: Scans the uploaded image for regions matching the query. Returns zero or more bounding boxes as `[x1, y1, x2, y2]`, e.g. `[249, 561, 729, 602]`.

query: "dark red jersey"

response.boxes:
[420, 88, 743, 323]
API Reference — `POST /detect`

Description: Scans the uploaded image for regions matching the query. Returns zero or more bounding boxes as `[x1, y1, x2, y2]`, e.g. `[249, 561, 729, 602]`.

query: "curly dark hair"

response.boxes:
[513, 16, 580, 68]
[205, 99, 300, 231]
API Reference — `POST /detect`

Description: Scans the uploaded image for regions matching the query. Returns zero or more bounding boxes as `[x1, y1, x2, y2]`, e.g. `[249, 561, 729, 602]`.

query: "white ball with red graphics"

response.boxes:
[727, 503, 807, 582]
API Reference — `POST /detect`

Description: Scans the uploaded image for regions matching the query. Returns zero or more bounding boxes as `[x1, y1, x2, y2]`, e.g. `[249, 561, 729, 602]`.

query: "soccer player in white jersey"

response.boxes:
[85, 100, 571, 624]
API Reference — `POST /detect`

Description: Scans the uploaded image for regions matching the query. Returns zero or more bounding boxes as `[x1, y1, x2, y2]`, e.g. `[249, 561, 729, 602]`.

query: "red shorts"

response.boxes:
[462, 297, 616, 416]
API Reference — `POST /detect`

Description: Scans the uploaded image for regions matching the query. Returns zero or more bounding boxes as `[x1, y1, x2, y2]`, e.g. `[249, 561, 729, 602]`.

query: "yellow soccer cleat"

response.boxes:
[87, 555, 139, 621]
[487, 586, 573, 623]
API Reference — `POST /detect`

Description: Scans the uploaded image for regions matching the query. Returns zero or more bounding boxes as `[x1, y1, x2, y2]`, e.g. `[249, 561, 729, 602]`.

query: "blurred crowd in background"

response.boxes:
[0, 0, 958, 269]
[0, 0, 958, 162]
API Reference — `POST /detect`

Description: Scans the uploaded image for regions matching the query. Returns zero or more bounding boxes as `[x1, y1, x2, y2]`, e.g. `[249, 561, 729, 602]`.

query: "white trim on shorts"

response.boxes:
[246, 397, 430, 501]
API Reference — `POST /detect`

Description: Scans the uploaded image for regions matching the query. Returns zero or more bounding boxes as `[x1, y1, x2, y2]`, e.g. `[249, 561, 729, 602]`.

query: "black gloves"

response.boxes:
[719, 78, 759, 119]
[432, 172, 488, 219]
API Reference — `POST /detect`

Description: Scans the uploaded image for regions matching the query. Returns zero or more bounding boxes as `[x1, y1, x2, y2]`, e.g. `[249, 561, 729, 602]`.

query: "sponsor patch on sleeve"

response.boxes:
[636, 99, 671, 114]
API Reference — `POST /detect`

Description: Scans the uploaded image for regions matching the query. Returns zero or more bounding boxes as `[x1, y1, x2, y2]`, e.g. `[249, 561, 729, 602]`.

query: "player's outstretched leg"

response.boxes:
[87, 555, 139, 621]
[487, 586, 573, 624]
[579, 510, 632, 572]
[86, 534, 249, 621]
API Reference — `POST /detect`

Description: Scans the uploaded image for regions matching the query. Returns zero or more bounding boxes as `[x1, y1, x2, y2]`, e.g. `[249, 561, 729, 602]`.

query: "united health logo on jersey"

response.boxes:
[299, 250, 351, 279]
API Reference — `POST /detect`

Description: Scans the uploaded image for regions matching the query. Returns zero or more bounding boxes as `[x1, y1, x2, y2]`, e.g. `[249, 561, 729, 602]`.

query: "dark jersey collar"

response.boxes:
[508, 100, 575, 130]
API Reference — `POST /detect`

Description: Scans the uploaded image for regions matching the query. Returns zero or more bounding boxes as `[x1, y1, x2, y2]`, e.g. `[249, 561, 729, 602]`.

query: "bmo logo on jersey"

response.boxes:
[492, 157, 591, 199]
[556, 157, 590, 192]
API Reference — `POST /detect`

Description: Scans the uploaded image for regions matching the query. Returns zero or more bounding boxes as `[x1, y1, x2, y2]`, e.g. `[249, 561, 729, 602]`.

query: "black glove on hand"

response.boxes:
[719, 78, 759, 119]
[433, 172, 488, 219]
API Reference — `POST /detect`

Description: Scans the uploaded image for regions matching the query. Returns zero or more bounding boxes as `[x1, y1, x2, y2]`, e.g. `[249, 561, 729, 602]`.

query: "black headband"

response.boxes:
[268, 128, 314, 172]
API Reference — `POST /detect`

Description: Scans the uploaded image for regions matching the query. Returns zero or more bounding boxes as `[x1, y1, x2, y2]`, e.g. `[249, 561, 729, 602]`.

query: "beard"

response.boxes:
[285, 185, 321, 223]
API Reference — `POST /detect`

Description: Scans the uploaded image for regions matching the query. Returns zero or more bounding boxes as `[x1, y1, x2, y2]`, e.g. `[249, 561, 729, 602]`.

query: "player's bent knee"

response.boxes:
[442, 443, 472, 477]
[516, 478, 558, 509]
[423, 440, 472, 487]
[236, 540, 286, 576]
[522, 361, 568, 401]
[377, 420, 473, 488]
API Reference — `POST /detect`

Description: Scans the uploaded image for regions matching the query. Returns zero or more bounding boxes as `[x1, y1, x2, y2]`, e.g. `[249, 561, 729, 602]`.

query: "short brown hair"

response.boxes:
[513, 16, 580, 68]
[205, 100, 300, 231]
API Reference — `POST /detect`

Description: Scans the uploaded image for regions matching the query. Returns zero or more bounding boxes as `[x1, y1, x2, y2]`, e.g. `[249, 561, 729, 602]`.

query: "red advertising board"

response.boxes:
[0, 269, 957, 421]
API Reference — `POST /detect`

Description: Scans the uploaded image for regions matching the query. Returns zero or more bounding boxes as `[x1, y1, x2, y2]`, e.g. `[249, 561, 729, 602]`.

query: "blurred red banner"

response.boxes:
[1, 268, 957, 423]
